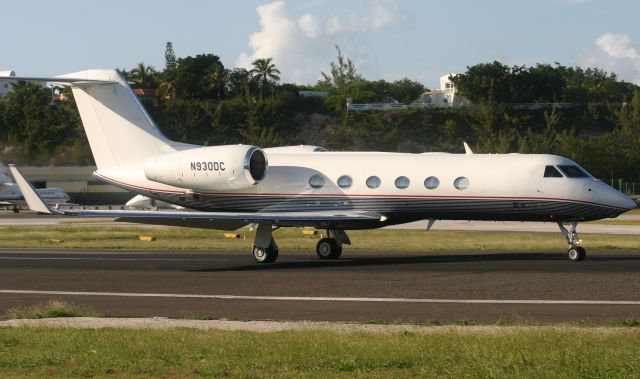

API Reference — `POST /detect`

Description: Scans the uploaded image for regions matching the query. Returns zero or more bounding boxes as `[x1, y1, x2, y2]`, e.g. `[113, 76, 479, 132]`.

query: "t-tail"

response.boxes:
[3, 70, 193, 170]
[59, 69, 195, 169]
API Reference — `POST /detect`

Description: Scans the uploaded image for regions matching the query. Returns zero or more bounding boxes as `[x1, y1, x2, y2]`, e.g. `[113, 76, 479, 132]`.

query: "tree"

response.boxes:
[319, 45, 359, 90]
[116, 68, 130, 81]
[2, 81, 77, 160]
[387, 78, 426, 104]
[175, 54, 224, 100]
[205, 66, 230, 101]
[164, 41, 177, 72]
[449, 61, 511, 103]
[129, 63, 158, 88]
[239, 95, 282, 147]
[249, 57, 281, 99]
[227, 68, 253, 98]
[156, 80, 178, 101]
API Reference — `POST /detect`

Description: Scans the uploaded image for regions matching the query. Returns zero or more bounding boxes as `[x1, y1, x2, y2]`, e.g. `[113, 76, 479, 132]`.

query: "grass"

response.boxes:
[0, 225, 639, 251]
[586, 219, 640, 226]
[622, 319, 640, 327]
[2, 300, 99, 320]
[0, 326, 639, 377]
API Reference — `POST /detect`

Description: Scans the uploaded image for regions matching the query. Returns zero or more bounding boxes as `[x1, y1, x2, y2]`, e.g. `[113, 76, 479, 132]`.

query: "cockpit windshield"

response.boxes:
[558, 165, 590, 178]
[544, 165, 563, 178]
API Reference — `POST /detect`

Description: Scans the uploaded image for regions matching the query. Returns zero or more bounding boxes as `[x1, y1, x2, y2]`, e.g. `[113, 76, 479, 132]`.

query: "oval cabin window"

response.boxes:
[309, 174, 325, 188]
[366, 176, 381, 189]
[424, 176, 439, 189]
[454, 176, 469, 190]
[337, 175, 352, 188]
[395, 176, 410, 189]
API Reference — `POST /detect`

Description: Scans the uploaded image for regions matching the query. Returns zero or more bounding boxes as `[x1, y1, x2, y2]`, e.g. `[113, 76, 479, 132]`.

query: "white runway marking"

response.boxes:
[1, 289, 639, 305]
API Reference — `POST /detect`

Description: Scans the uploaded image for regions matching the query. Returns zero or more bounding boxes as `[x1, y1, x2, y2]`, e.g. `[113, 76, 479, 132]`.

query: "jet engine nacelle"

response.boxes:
[143, 145, 268, 191]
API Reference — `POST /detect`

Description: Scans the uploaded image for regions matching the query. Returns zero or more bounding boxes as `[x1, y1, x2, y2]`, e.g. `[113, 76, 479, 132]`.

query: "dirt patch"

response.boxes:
[1, 317, 637, 334]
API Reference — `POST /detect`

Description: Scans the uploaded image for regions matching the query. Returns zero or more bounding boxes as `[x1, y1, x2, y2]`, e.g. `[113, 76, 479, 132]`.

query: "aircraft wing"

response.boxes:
[8, 165, 385, 230]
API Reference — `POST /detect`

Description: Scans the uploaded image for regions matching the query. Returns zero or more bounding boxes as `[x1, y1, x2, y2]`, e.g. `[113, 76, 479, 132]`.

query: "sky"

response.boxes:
[2, 0, 640, 89]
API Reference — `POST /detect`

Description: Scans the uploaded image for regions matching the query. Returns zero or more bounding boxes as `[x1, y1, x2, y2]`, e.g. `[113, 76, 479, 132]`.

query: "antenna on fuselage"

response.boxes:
[463, 142, 474, 155]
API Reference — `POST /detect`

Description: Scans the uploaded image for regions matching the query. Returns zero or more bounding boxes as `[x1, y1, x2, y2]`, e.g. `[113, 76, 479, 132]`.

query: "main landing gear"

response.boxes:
[558, 222, 586, 262]
[315, 230, 350, 260]
[251, 223, 350, 263]
[252, 239, 278, 263]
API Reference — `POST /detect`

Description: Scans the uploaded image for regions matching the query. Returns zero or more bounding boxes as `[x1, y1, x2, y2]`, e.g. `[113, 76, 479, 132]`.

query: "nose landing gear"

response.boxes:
[558, 222, 586, 261]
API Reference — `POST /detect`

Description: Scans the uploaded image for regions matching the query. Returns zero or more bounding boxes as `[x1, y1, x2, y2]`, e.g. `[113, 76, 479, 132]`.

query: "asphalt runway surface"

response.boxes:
[1, 248, 640, 324]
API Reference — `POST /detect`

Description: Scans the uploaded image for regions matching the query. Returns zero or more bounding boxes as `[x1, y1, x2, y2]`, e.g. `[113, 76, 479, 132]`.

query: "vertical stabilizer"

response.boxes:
[59, 69, 180, 169]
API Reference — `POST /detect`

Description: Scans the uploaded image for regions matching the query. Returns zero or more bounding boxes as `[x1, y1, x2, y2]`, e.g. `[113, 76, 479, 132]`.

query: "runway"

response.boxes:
[1, 248, 639, 324]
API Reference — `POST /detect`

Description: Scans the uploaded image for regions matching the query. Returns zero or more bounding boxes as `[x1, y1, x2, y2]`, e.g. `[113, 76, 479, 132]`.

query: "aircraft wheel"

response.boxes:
[12, 206, 19, 213]
[567, 246, 586, 262]
[316, 238, 342, 260]
[252, 244, 278, 263]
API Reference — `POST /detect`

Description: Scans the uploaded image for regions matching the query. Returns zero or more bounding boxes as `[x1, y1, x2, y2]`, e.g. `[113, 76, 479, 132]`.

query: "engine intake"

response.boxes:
[144, 145, 268, 191]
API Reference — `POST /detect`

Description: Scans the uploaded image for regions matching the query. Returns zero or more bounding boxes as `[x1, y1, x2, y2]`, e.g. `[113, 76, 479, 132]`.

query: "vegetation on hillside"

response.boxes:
[0, 42, 638, 186]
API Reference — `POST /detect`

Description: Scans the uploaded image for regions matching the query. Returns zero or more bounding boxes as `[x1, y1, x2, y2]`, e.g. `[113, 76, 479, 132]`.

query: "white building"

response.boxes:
[0, 70, 16, 98]
[412, 73, 470, 108]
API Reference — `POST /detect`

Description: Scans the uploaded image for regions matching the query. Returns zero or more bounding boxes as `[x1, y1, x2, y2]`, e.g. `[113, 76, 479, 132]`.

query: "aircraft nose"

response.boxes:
[602, 185, 637, 211]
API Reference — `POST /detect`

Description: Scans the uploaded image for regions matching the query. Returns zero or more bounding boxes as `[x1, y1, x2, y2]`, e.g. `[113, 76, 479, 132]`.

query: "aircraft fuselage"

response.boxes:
[94, 151, 635, 228]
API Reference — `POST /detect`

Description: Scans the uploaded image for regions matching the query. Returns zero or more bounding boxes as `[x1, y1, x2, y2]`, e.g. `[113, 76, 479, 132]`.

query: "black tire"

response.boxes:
[252, 244, 278, 263]
[567, 246, 586, 262]
[316, 238, 342, 260]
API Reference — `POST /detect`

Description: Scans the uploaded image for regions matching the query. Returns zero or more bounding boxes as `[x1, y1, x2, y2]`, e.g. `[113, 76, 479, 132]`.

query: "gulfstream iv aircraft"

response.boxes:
[4, 70, 636, 263]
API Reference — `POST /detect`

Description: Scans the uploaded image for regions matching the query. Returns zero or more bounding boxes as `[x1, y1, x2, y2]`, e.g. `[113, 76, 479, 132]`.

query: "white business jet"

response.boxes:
[3, 70, 636, 263]
[0, 162, 70, 212]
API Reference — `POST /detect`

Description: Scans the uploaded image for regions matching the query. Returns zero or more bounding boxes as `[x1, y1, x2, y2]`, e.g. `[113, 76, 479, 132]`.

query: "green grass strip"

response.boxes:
[0, 326, 639, 378]
[3, 300, 99, 320]
[0, 225, 638, 251]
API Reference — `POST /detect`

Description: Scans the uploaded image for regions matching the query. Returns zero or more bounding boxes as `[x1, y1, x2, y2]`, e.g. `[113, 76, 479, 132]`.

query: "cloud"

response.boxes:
[585, 33, 640, 84]
[236, 0, 407, 84]
[596, 33, 639, 59]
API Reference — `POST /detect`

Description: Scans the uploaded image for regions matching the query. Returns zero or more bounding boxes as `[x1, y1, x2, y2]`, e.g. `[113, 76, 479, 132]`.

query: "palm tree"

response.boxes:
[116, 68, 130, 81]
[249, 58, 280, 99]
[205, 66, 229, 101]
[156, 80, 177, 101]
[129, 63, 158, 88]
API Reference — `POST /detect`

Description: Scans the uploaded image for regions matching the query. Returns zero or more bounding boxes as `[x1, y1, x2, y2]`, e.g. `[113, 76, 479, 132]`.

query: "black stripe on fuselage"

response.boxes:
[141, 193, 623, 223]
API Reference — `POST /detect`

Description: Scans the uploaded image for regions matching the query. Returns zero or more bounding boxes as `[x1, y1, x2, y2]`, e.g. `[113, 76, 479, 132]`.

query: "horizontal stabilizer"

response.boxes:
[0, 76, 115, 86]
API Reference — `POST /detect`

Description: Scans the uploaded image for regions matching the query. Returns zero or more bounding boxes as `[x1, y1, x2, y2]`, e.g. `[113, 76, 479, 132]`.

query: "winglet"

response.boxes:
[7, 165, 53, 214]
[463, 142, 474, 155]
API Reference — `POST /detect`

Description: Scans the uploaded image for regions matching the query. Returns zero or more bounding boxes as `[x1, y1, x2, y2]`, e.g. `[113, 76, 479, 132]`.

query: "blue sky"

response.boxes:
[2, 0, 640, 88]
